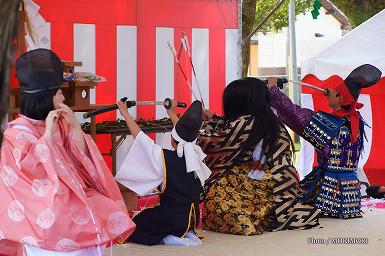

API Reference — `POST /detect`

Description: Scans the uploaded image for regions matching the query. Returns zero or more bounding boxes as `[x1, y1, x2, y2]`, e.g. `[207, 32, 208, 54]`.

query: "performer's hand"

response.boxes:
[117, 100, 141, 138]
[166, 100, 179, 125]
[202, 109, 214, 121]
[266, 77, 278, 90]
[58, 103, 80, 129]
[166, 99, 177, 113]
[117, 100, 132, 119]
[45, 109, 61, 139]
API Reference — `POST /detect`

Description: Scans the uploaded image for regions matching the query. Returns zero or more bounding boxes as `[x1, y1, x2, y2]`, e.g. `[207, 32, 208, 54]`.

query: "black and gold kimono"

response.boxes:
[197, 115, 320, 235]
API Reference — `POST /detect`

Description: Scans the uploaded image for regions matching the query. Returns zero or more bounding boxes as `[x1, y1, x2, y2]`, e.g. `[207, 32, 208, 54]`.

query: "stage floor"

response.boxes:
[110, 203, 385, 256]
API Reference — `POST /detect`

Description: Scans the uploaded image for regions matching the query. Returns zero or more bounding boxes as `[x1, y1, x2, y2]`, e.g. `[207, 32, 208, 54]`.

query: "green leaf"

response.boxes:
[254, 0, 314, 32]
[332, 0, 385, 27]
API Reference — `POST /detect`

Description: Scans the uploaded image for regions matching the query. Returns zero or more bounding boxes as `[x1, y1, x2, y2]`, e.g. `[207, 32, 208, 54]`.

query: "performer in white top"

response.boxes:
[115, 100, 211, 246]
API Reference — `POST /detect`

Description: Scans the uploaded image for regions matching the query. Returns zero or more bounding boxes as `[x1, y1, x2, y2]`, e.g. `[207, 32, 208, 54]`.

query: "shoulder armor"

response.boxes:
[301, 111, 346, 152]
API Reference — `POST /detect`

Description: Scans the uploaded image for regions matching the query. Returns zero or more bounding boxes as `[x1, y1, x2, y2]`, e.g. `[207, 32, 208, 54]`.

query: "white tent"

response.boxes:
[302, 9, 385, 79]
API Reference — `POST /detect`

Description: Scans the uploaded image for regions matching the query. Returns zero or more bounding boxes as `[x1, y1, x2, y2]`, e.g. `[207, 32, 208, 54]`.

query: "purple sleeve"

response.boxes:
[269, 87, 314, 135]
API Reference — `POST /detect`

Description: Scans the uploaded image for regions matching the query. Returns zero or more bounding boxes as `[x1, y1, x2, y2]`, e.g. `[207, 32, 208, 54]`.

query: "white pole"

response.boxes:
[288, 0, 301, 147]
[288, 0, 300, 106]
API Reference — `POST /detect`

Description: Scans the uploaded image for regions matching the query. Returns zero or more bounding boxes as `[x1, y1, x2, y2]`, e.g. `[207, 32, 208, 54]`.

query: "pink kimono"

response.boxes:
[0, 115, 135, 255]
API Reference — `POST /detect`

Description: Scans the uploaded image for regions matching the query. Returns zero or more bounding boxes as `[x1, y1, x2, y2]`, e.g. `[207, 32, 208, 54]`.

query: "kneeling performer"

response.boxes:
[115, 100, 211, 246]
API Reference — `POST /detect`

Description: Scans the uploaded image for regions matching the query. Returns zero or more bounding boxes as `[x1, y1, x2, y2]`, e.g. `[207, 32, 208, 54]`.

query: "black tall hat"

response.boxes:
[16, 49, 64, 94]
[174, 100, 203, 142]
[343, 64, 382, 100]
[334, 64, 382, 143]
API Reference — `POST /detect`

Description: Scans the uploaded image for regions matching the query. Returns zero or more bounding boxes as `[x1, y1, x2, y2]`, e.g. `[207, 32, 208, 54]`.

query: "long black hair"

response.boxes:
[223, 77, 286, 158]
[20, 88, 59, 120]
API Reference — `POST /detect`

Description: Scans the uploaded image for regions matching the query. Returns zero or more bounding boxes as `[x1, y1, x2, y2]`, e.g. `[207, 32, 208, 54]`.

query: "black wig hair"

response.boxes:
[223, 77, 291, 158]
[20, 88, 59, 120]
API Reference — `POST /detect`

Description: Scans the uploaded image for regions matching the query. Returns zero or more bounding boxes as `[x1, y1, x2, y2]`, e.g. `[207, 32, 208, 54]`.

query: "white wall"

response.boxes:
[257, 8, 343, 69]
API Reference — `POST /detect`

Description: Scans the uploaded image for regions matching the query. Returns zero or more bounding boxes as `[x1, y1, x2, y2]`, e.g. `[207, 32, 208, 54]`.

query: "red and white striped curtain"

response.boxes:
[25, 0, 240, 168]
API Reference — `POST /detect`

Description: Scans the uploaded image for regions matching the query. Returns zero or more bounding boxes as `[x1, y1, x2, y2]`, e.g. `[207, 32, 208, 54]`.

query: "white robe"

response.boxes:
[115, 131, 202, 246]
[115, 131, 164, 196]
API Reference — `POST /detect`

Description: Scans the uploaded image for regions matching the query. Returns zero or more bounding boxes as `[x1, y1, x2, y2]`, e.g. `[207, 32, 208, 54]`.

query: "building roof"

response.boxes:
[320, 0, 351, 30]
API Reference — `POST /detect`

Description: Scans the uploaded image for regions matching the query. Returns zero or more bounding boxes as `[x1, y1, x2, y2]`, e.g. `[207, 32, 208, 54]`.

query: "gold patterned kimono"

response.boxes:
[198, 115, 320, 235]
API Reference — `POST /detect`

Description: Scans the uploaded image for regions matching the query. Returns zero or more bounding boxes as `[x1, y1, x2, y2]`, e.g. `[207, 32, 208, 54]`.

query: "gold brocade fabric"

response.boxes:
[202, 163, 275, 235]
[198, 115, 320, 235]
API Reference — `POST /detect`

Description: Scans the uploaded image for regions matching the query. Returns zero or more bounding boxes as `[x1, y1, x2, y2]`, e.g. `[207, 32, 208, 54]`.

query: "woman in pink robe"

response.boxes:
[0, 49, 135, 255]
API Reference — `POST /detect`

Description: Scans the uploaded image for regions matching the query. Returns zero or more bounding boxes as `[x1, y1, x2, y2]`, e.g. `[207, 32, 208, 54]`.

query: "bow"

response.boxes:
[172, 128, 211, 185]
